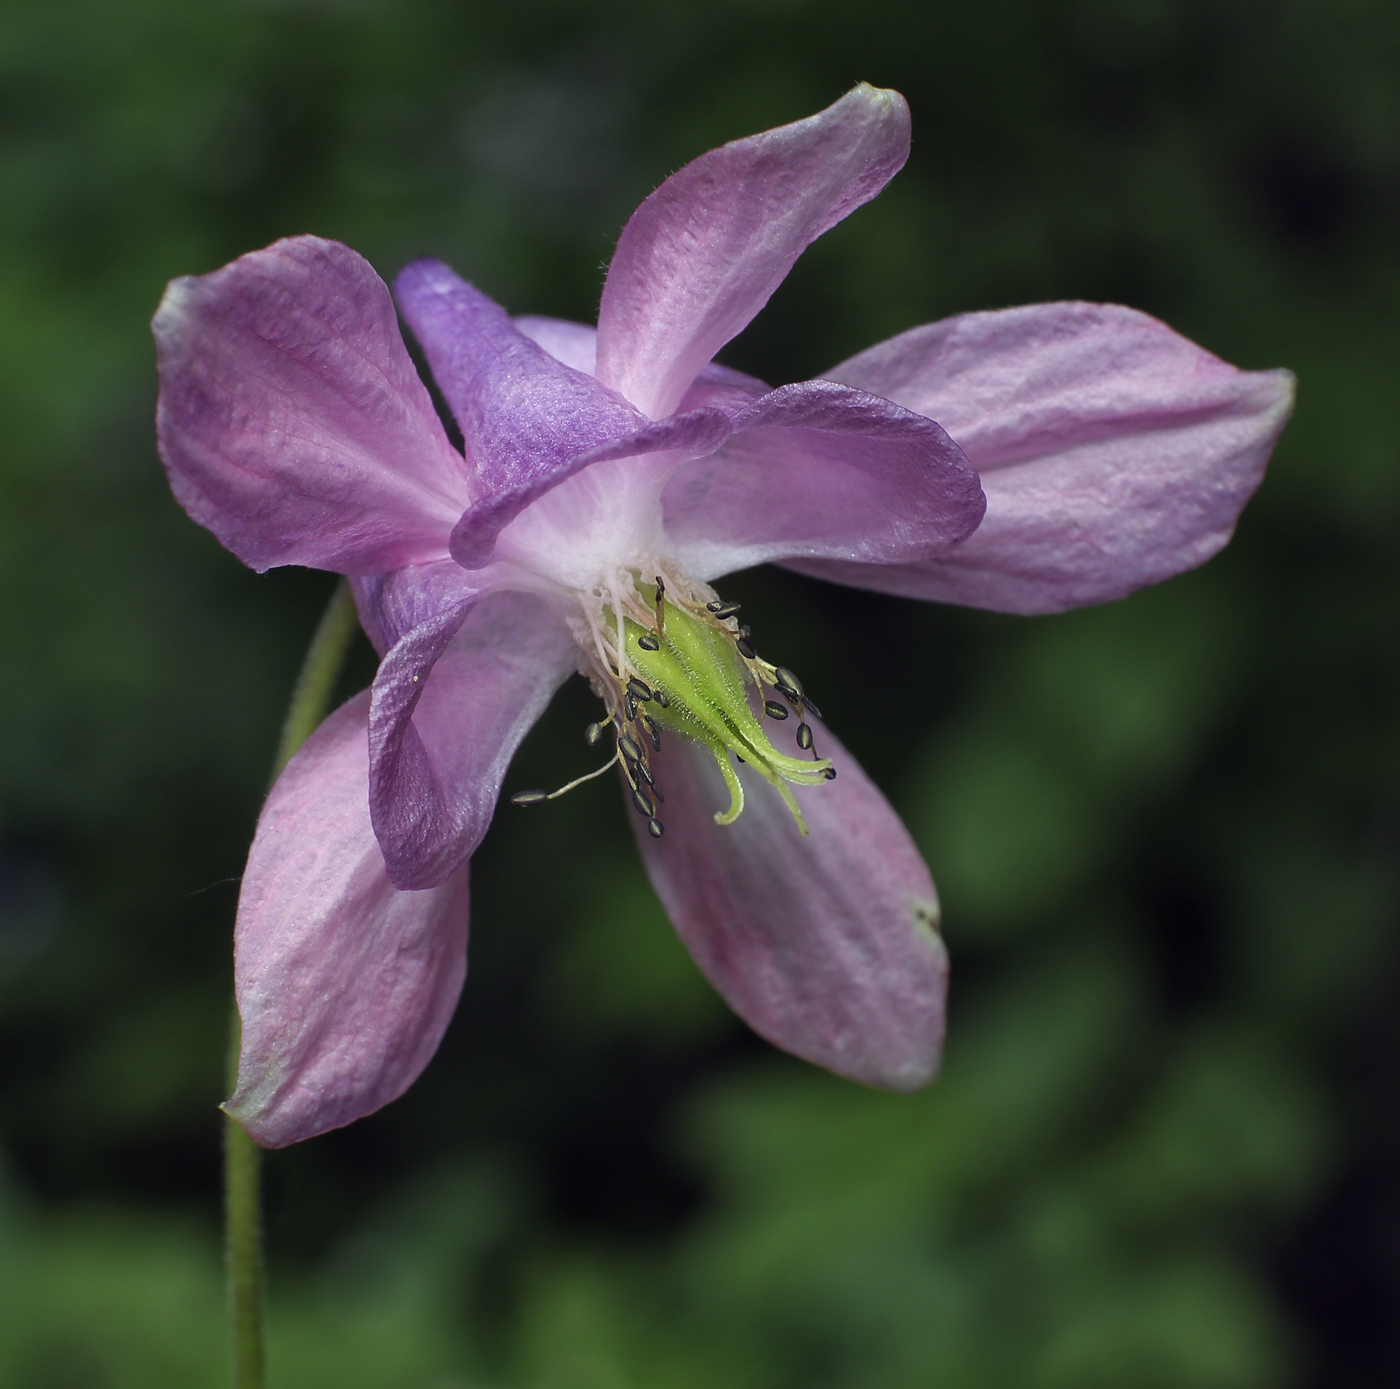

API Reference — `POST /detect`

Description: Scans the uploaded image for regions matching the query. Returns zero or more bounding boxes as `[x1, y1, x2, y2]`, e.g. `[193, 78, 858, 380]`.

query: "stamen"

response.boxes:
[642, 714, 662, 750]
[654, 576, 666, 636]
[796, 722, 814, 750]
[627, 677, 653, 702]
[625, 692, 638, 722]
[822, 767, 837, 780]
[711, 601, 742, 619]
[585, 721, 606, 747]
[647, 818, 665, 838]
[631, 786, 655, 817]
[511, 751, 622, 806]
[763, 700, 789, 721]
[618, 733, 643, 763]
[638, 633, 660, 652]
[735, 636, 757, 659]
[774, 667, 804, 700]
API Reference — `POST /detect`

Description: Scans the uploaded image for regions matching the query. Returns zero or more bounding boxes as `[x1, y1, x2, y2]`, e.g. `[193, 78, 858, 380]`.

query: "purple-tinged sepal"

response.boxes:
[225, 692, 471, 1148]
[595, 83, 911, 420]
[631, 717, 946, 1091]
[154, 236, 472, 575]
[809, 301, 1295, 612]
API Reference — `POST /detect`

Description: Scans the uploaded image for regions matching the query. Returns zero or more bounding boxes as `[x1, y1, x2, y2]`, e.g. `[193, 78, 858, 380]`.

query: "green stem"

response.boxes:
[225, 578, 359, 1389]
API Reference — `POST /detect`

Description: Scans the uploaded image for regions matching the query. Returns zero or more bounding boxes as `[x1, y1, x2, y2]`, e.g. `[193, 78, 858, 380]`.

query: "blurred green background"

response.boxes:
[1, 0, 1397, 1384]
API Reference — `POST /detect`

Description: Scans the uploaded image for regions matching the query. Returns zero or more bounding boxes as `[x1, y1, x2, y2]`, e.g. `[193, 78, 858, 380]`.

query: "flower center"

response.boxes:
[512, 570, 834, 837]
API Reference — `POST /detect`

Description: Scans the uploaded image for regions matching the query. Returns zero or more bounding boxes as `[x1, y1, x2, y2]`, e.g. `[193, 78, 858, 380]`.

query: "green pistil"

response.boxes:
[622, 601, 831, 835]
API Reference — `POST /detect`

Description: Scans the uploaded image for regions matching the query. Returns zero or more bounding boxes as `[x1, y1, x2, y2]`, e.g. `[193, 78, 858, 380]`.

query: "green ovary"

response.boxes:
[622, 603, 831, 834]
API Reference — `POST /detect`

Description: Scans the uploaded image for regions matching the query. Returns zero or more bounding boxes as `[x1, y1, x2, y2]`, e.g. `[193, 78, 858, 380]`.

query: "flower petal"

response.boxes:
[395, 260, 644, 489]
[450, 407, 732, 569]
[514, 315, 597, 375]
[225, 691, 470, 1147]
[631, 722, 947, 1091]
[369, 586, 578, 890]
[662, 379, 986, 581]
[595, 83, 911, 420]
[799, 302, 1295, 613]
[153, 236, 471, 575]
[352, 558, 485, 657]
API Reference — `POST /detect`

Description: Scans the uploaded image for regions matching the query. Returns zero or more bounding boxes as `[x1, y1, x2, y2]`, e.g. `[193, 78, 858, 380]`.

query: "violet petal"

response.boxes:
[351, 558, 485, 658]
[513, 315, 598, 375]
[630, 721, 947, 1091]
[153, 236, 471, 575]
[450, 407, 732, 569]
[226, 691, 471, 1148]
[369, 588, 578, 890]
[662, 379, 986, 581]
[799, 302, 1296, 613]
[395, 260, 645, 490]
[595, 84, 910, 420]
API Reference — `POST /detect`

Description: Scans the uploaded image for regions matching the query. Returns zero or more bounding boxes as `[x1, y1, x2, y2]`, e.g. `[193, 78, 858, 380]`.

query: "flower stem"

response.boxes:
[225, 578, 359, 1389]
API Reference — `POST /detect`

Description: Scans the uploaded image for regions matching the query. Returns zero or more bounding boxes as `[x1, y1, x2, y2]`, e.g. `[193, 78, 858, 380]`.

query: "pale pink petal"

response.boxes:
[153, 236, 471, 575]
[225, 692, 470, 1147]
[595, 84, 910, 419]
[369, 588, 579, 890]
[662, 379, 985, 581]
[800, 302, 1295, 613]
[631, 722, 947, 1091]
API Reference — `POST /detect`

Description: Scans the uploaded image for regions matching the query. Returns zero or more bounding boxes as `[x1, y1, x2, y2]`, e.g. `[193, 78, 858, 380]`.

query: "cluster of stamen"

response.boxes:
[511, 570, 832, 834]
[699, 596, 830, 773]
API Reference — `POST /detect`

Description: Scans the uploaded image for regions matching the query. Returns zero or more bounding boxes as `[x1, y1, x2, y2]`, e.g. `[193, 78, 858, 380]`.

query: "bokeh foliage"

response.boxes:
[1, 0, 1397, 1384]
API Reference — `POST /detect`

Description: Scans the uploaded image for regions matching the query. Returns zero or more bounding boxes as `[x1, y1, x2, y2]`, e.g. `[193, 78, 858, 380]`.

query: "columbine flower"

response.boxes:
[153, 85, 1293, 1147]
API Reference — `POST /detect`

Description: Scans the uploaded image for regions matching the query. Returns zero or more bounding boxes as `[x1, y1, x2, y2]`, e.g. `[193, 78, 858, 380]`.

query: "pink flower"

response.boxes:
[153, 85, 1293, 1147]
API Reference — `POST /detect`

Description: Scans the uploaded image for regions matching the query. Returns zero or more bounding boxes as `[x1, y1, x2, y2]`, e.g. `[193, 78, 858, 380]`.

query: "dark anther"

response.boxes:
[654, 576, 665, 604]
[647, 818, 665, 838]
[775, 666, 804, 699]
[736, 624, 751, 638]
[618, 734, 643, 763]
[705, 600, 724, 612]
[642, 715, 662, 750]
[631, 787, 655, 817]
[735, 754, 745, 763]
[585, 721, 606, 747]
[636, 762, 655, 787]
[638, 633, 660, 651]
[627, 677, 653, 701]
[511, 790, 549, 807]
[764, 700, 789, 720]
[822, 767, 837, 780]
[735, 637, 757, 659]
[712, 601, 742, 619]
[625, 692, 638, 722]
[796, 723, 813, 750]
[653, 688, 670, 708]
